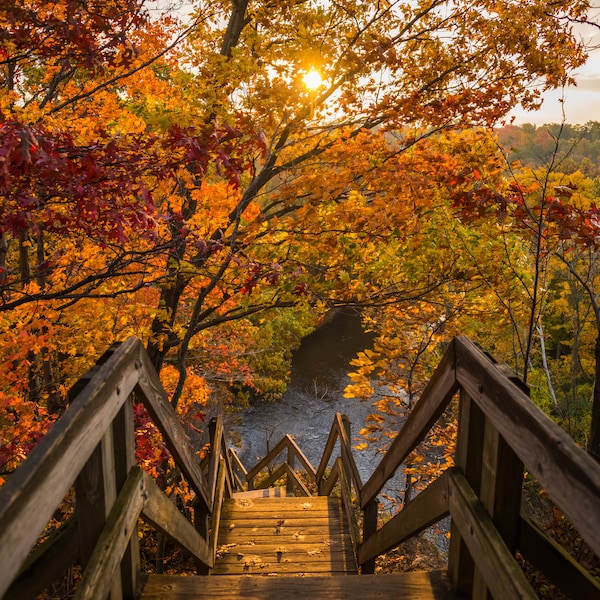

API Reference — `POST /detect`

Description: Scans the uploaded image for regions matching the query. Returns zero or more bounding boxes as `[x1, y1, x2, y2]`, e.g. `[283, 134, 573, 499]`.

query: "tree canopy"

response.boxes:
[1, 0, 599, 477]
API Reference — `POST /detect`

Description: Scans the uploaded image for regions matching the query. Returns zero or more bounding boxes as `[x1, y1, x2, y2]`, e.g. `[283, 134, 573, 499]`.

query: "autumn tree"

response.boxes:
[0, 0, 596, 473]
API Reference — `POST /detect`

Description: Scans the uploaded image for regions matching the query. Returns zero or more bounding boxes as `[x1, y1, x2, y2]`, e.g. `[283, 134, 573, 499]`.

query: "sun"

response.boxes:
[302, 69, 323, 90]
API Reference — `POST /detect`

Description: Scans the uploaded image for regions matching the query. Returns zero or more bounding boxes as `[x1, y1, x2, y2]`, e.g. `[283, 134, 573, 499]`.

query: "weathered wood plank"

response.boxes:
[447, 469, 537, 600]
[359, 470, 450, 566]
[472, 418, 523, 599]
[246, 436, 290, 486]
[74, 466, 145, 600]
[454, 335, 600, 559]
[218, 515, 344, 531]
[135, 347, 211, 513]
[218, 524, 348, 540]
[215, 545, 354, 562]
[208, 417, 224, 508]
[4, 517, 79, 600]
[361, 339, 459, 507]
[208, 457, 227, 563]
[338, 413, 363, 492]
[0, 337, 140, 599]
[284, 435, 317, 483]
[519, 515, 600, 600]
[447, 390, 484, 596]
[316, 416, 342, 486]
[111, 396, 141, 599]
[142, 469, 213, 570]
[210, 559, 357, 575]
[335, 456, 360, 567]
[221, 495, 335, 512]
[141, 572, 454, 600]
[217, 533, 354, 547]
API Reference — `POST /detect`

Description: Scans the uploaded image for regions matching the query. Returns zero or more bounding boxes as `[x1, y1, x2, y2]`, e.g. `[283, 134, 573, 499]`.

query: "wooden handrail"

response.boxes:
[453, 336, 600, 557]
[2, 334, 599, 599]
[0, 337, 217, 599]
[246, 433, 316, 492]
[316, 413, 363, 495]
[354, 335, 600, 598]
[360, 340, 458, 507]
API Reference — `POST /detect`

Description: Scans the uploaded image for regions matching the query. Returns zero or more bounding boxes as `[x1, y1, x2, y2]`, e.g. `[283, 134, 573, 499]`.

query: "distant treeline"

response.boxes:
[496, 122, 600, 177]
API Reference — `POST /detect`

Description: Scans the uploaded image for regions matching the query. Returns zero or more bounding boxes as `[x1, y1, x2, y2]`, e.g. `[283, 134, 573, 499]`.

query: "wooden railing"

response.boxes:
[355, 336, 600, 599]
[1, 335, 599, 599]
[245, 433, 317, 496]
[0, 338, 242, 600]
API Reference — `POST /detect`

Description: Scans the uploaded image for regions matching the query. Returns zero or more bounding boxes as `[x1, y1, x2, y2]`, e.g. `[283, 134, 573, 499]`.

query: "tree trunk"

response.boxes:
[588, 335, 600, 462]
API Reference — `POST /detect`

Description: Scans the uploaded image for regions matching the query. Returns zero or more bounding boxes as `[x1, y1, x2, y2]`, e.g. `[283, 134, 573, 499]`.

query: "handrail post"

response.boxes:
[111, 395, 141, 598]
[361, 499, 378, 574]
[448, 389, 484, 595]
[69, 348, 135, 600]
[193, 419, 218, 575]
[286, 440, 296, 495]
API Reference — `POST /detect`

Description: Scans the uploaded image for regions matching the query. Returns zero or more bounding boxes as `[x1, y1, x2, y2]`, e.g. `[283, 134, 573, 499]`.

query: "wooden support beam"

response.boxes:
[135, 347, 211, 513]
[142, 470, 214, 570]
[359, 470, 450, 567]
[519, 515, 600, 600]
[454, 336, 600, 559]
[74, 467, 146, 600]
[448, 390, 485, 596]
[448, 469, 537, 600]
[4, 517, 79, 600]
[361, 340, 459, 508]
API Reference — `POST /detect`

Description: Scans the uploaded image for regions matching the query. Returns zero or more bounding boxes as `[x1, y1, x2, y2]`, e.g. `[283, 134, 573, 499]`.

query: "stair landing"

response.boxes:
[141, 572, 454, 599]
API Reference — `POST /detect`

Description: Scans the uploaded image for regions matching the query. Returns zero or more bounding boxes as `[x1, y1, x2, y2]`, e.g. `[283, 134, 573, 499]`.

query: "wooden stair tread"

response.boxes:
[141, 572, 455, 599]
[232, 488, 292, 499]
[212, 495, 357, 576]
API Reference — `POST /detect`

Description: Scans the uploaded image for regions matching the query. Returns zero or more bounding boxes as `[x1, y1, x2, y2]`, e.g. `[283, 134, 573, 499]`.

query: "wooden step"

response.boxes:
[140, 571, 456, 599]
[212, 495, 357, 576]
[232, 488, 291, 499]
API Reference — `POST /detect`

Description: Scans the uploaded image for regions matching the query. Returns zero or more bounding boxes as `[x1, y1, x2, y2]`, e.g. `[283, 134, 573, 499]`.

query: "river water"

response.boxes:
[222, 309, 406, 498]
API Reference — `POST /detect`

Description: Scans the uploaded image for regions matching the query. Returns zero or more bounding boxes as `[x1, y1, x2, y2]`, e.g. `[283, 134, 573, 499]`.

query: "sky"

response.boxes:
[510, 17, 600, 125]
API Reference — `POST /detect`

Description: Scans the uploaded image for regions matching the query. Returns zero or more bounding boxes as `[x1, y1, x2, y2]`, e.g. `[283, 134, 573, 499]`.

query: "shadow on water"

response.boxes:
[225, 309, 403, 491]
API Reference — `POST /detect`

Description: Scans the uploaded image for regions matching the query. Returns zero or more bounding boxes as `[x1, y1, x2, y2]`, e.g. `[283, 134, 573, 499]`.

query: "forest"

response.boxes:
[1, 0, 600, 503]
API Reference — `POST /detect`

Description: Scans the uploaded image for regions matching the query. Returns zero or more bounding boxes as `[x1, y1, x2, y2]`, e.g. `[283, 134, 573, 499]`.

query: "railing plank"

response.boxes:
[454, 336, 600, 558]
[359, 470, 450, 566]
[361, 339, 459, 508]
[74, 467, 145, 600]
[0, 337, 140, 599]
[519, 515, 600, 599]
[135, 346, 211, 513]
[208, 417, 224, 507]
[284, 435, 317, 483]
[472, 418, 523, 598]
[208, 458, 227, 564]
[336, 457, 361, 567]
[448, 469, 537, 600]
[142, 469, 214, 570]
[111, 396, 141, 598]
[320, 458, 340, 497]
[284, 463, 312, 496]
[338, 414, 363, 493]
[316, 418, 341, 486]
[447, 390, 484, 595]
[228, 449, 247, 492]
[4, 517, 79, 600]
[246, 436, 289, 487]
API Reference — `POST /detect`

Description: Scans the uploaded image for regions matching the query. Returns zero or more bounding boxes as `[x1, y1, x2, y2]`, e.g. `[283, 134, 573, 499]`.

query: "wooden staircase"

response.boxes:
[141, 491, 454, 599]
[1, 336, 599, 600]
